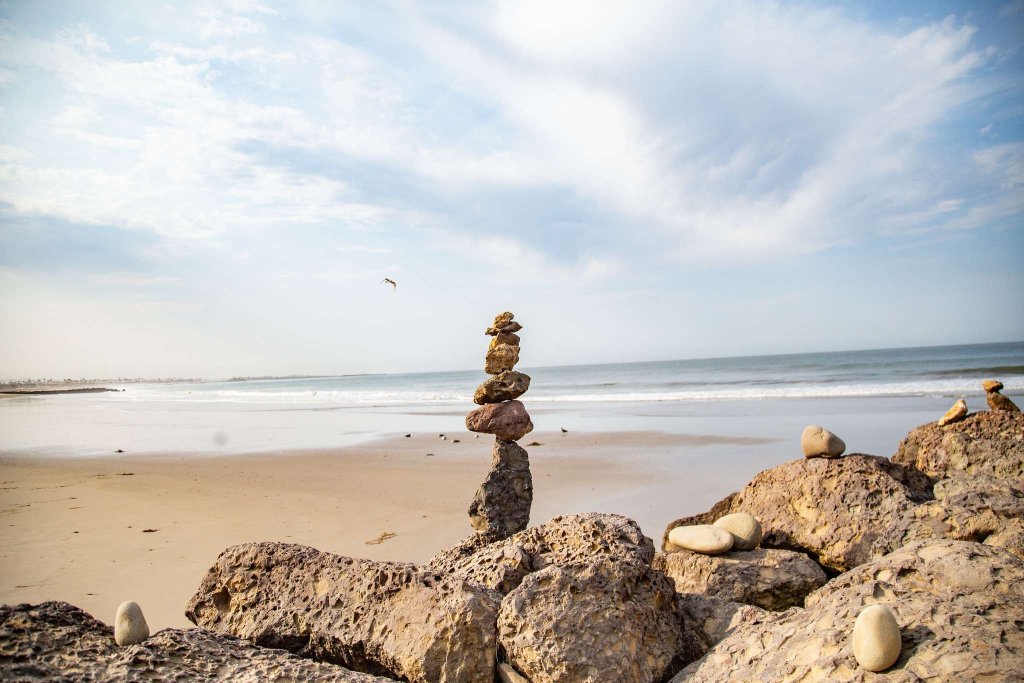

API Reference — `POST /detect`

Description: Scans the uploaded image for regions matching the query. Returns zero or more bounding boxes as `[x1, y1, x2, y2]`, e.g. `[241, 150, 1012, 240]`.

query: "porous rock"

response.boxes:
[938, 398, 968, 426]
[988, 391, 1021, 413]
[468, 439, 533, 538]
[498, 557, 699, 683]
[429, 512, 654, 595]
[665, 455, 933, 572]
[466, 400, 533, 442]
[113, 600, 149, 646]
[667, 525, 734, 554]
[185, 542, 499, 683]
[674, 593, 770, 653]
[851, 604, 901, 672]
[892, 410, 1024, 481]
[671, 539, 1024, 682]
[0, 601, 394, 682]
[712, 512, 762, 550]
[983, 379, 1004, 393]
[872, 474, 1024, 560]
[485, 312, 522, 336]
[484, 343, 520, 375]
[473, 371, 531, 405]
[653, 548, 827, 611]
[801, 425, 846, 458]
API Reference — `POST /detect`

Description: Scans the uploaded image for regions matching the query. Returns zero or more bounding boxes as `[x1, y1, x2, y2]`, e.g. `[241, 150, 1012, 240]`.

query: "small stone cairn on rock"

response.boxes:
[465, 312, 534, 540]
[666, 511, 763, 555]
[938, 398, 968, 426]
[801, 425, 846, 458]
[983, 379, 1020, 413]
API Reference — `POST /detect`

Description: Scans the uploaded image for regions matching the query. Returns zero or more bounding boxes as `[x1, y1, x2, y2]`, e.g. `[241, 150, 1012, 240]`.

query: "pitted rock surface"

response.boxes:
[0, 601, 395, 682]
[988, 390, 1021, 412]
[671, 539, 1024, 682]
[473, 370, 531, 405]
[872, 475, 1024, 560]
[468, 439, 533, 537]
[653, 548, 827, 611]
[666, 456, 932, 572]
[484, 343, 520, 375]
[674, 593, 771, 654]
[466, 400, 533, 441]
[185, 542, 499, 683]
[892, 410, 1024, 481]
[498, 557, 700, 683]
[430, 513, 654, 594]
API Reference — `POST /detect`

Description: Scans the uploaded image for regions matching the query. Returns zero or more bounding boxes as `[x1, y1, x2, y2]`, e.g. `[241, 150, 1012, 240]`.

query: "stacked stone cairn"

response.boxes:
[464, 312, 534, 540]
[983, 379, 1020, 413]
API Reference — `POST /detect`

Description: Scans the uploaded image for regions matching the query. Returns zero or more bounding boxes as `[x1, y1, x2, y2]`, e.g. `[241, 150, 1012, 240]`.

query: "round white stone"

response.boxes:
[668, 524, 734, 555]
[852, 604, 901, 672]
[801, 425, 846, 458]
[114, 600, 150, 646]
[713, 512, 763, 551]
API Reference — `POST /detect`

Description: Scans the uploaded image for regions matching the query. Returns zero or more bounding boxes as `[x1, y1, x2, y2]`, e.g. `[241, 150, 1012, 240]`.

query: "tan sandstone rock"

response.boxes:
[664, 455, 933, 571]
[185, 542, 500, 683]
[0, 601, 395, 682]
[113, 600, 149, 646]
[988, 390, 1021, 413]
[468, 439, 533, 537]
[674, 593, 771, 654]
[851, 604, 901, 672]
[466, 400, 533, 441]
[667, 525, 734, 554]
[498, 557, 699, 683]
[892, 410, 1024, 481]
[801, 425, 846, 458]
[982, 379, 1004, 393]
[485, 343, 520, 374]
[429, 512, 654, 595]
[653, 548, 827, 611]
[473, 370, 531, 405]
[938, 398, 968, 426]
[712, 512, 763, 550]
[671, 539, 1024, 682]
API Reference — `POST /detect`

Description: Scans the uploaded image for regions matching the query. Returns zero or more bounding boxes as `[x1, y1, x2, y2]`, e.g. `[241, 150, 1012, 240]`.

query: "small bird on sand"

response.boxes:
[560, 427, 568, 433]
[381, 278, 397, 292]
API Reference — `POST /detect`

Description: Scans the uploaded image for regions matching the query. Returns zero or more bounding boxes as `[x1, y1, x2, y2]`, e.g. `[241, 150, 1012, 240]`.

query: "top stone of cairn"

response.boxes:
[486, 311, 523, 336]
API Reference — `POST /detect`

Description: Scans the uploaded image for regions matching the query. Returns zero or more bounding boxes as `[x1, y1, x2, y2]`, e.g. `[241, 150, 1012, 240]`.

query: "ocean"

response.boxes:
[1, 342, 1021, 457]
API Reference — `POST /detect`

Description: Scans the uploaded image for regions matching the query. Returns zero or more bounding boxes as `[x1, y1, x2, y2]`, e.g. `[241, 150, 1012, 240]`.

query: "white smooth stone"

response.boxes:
[114, 600, 150, 646]
[852, 604, 901, 672]
[668, 524, 734, 555]
[714, 512, 763, 551]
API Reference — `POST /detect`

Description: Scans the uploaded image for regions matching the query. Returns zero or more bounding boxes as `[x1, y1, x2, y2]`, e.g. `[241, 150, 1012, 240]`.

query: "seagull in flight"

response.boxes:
[381, 277, 397, 292]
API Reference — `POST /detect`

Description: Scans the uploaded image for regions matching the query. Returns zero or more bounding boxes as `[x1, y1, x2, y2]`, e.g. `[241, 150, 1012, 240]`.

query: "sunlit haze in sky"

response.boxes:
[1, 1, 1022, 379]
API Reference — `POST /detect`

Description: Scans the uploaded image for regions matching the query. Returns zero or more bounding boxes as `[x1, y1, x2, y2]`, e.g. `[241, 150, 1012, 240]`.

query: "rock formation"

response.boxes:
[663, 455, 933, 572]
[653, 547, 827, 611]
[464, 312, 534, 540]
[983, 378, 1021, 412]
[938, 397, 968, 426]
[800, 425, 846, 458]
[892, 410, 1024, 481]
[497, 556, 699, 683]
[185, 542, 500, 683]
[0, 601, 395, 682]
[113, 600, 149, 646]
[670, 540, 1024, 682]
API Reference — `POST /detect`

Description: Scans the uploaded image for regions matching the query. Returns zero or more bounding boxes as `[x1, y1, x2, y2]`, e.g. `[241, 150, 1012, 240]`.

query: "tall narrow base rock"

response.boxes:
[469, 439, 533, 537]
[185, 542, 500, 683]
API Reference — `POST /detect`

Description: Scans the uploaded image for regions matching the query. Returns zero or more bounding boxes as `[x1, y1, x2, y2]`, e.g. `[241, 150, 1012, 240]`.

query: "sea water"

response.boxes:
[1, 342, 1021, 457]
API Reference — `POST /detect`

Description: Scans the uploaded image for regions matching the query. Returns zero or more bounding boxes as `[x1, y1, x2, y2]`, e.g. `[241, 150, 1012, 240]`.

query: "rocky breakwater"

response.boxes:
[465, 312, 534, 540]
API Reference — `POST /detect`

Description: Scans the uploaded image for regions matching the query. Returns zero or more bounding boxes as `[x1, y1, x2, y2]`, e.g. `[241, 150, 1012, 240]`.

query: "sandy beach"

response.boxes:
[0, 429, 778, 630]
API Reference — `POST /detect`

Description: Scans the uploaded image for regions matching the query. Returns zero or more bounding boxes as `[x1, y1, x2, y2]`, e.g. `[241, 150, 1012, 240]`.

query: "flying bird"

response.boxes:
[381, 278, 397, 292]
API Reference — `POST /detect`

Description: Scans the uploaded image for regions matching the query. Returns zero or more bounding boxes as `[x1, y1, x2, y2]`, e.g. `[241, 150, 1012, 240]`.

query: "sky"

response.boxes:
[0, 0, 1022, 379]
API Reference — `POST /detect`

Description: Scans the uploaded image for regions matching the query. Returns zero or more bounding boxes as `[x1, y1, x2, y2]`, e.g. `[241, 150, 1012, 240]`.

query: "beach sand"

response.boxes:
[0, 430, 779, 630]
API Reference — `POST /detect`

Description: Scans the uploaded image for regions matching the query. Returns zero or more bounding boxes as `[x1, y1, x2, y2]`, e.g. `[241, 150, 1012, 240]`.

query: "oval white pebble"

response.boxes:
[713, 512, 763, 551]
[852, 604, 901, 672]
[668, 524, 734, 555]
[114, 600, 150, 646]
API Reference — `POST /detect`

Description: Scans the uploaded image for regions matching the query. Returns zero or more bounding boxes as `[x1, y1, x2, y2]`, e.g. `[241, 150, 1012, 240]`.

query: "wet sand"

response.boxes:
[0, 430, 777, 630]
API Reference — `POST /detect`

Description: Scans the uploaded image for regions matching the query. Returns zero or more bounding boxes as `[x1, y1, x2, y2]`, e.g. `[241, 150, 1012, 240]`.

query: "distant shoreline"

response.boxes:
[0, 387, 122, 396]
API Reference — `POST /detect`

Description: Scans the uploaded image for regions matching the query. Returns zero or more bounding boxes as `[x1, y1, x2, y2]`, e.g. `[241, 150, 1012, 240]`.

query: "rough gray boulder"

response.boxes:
[674, 593, 770, 653]
[498, 557, 701, 683]
[0, 601, 396, 682]
[872, 475, 1024, 560]
[653, 547, 827, 611]
[665, 456, 932, 572]
[468, 439, 533, 538]
[185, 542, 499, 683]
[429, 512, 654, 594]
[892, 410, 1024, 481]
[672, 539, 1024, 682]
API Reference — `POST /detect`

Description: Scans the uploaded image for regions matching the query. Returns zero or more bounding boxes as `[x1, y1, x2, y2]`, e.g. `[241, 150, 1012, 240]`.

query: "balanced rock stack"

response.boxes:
[465, 312, 534, 539]
[983, 379, 1020, 413]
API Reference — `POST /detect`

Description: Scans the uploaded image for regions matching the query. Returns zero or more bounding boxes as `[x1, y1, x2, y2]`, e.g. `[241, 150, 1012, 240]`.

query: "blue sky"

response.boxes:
[0, 1, 1022, 378]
